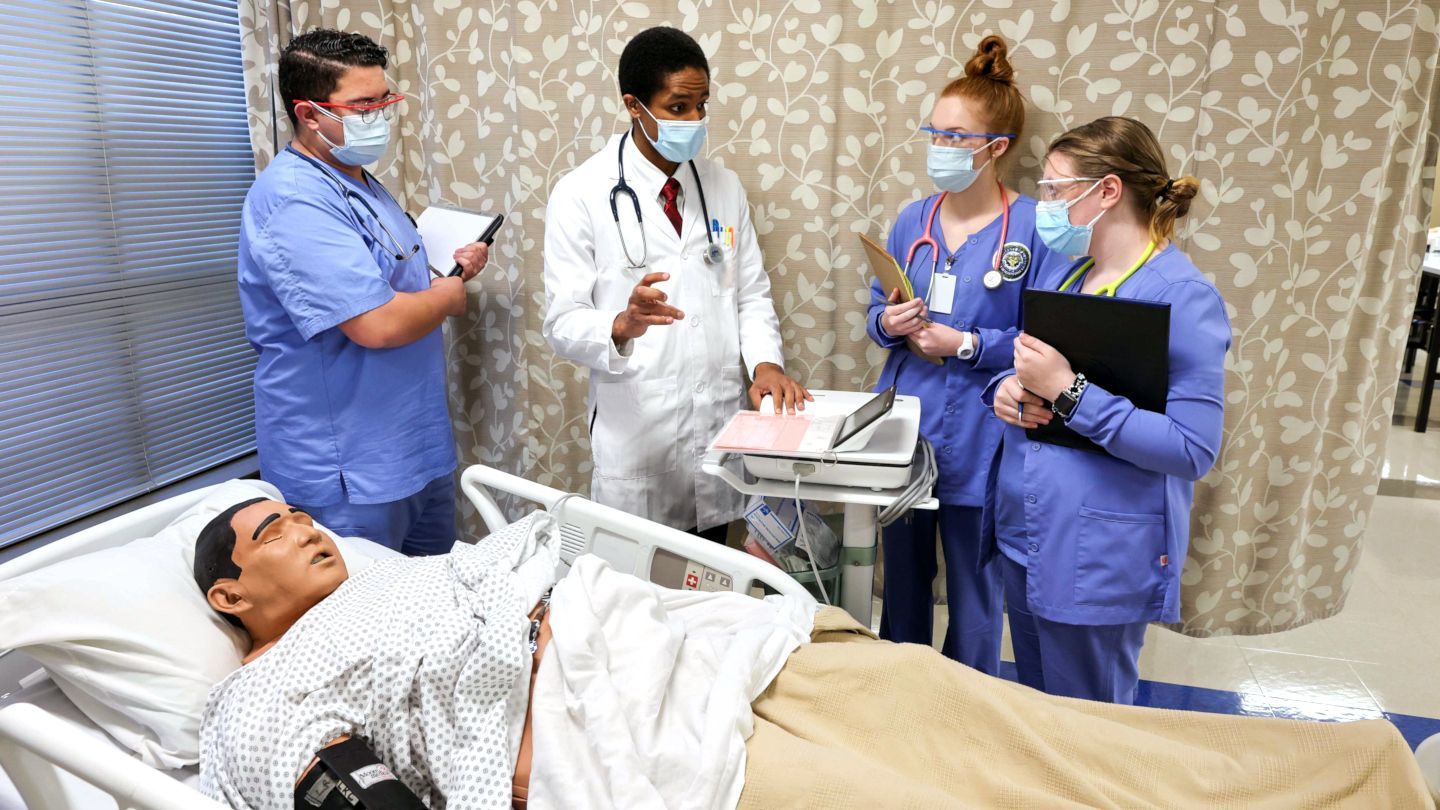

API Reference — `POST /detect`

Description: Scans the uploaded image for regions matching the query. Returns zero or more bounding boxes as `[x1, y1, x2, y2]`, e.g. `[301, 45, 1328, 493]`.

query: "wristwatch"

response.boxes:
[956, 331, 976, 361]
[1051, 373, 1088, 421]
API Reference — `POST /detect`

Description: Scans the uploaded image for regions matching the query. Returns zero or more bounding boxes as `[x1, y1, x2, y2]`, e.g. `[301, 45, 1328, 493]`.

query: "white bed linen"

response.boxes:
[528, 554, 816, 810]
[0, 671, 201, 810]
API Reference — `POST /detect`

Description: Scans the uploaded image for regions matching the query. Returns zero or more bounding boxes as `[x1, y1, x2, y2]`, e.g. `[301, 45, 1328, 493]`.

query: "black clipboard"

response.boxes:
[1022, 289, 1170, 454]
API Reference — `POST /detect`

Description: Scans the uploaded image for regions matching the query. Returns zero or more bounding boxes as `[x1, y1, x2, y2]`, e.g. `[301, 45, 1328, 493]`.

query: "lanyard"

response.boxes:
[1058, 240, 1158, 296]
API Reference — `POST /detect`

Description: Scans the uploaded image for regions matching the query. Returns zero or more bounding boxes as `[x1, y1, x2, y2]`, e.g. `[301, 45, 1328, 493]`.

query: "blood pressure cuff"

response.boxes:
[294, 737, 427, 809]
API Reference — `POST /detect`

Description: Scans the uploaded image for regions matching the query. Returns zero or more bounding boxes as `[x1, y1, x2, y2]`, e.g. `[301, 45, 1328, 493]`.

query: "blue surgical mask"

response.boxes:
[926, 139, 999, 193]
[638, 103, 708, 163]
[1035, 180, 1106, 257]
[313, 104, 392, 166]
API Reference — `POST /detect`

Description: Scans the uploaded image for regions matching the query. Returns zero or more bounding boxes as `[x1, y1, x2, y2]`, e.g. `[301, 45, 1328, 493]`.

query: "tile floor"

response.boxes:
[875, 360, 1440, 749]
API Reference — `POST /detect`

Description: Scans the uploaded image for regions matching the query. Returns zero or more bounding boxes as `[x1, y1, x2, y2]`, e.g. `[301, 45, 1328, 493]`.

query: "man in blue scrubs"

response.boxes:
[237, 29, 488, 554]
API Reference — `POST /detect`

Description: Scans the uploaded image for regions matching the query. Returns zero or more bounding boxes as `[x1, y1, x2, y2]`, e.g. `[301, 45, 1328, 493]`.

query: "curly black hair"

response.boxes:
[617, 27, 709, 106]
[279, 29, 389, 128]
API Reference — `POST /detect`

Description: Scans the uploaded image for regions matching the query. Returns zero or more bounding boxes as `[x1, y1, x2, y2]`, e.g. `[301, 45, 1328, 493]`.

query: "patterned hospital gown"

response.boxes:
[199, 513, 557, 809]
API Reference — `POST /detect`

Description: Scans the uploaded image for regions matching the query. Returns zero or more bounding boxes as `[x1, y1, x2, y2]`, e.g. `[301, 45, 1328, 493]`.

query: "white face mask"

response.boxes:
[310, 103, 392, 166]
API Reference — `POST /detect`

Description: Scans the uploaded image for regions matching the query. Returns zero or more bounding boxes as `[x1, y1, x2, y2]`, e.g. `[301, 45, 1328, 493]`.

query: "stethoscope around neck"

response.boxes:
[903, 176, 1013, 300]
[287, 145, 419, 261]
[610, 130, 724, 269]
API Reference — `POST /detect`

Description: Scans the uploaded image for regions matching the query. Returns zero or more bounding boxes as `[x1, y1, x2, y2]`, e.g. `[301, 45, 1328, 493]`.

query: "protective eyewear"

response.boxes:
[919, 126, 1014, 147]
[305, 93, 405, 124]
[1036, 177, 1103, 202]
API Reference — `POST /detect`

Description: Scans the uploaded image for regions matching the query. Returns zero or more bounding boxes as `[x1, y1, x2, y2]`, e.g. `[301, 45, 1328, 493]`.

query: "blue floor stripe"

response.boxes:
[995, 662, 1440, 750]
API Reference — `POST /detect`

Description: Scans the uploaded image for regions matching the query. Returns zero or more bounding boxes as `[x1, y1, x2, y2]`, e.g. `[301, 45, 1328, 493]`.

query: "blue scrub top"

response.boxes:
[866, 193, 1061, 506]
[237, 147, 456, 507]
[983, 244, 1231, 625]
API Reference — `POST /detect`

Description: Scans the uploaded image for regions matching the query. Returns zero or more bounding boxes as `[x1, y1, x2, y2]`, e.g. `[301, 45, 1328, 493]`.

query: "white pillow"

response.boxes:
[0, 479, 400, 769]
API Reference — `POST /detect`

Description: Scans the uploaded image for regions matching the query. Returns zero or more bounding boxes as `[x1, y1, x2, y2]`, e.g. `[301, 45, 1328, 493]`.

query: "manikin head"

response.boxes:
[194, 498, 349, 643]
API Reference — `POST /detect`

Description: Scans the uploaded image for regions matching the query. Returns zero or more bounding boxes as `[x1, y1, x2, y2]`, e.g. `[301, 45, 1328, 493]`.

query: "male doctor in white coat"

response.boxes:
[543, 26, 809, 542]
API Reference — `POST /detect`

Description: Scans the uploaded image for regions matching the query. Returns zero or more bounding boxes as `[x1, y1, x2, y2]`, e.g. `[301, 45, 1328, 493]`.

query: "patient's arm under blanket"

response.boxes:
[740, 608, 1434, 809]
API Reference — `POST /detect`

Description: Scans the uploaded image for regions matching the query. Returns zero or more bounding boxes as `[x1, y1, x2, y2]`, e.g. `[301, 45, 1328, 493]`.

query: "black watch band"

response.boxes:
[1051, 373, 1088, 421]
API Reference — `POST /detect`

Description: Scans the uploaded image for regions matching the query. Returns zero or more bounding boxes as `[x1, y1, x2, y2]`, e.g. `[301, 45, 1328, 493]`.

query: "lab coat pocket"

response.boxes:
[717, 249, 738, 293]
[592, 376, 680, 480]
[1072, 506, 1166, 608]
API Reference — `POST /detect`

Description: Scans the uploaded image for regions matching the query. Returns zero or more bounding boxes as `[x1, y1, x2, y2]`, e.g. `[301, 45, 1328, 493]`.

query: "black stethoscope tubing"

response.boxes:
[610, 130, 723, 268]
[287, 145, 420, 262]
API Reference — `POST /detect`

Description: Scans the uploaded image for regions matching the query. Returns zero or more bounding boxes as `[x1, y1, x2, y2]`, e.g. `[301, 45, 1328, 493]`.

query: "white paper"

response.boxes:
[415, 205, 498, 276]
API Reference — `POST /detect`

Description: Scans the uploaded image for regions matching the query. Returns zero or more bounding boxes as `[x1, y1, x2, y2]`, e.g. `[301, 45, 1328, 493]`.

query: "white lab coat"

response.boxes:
[543, 133, 786, 531]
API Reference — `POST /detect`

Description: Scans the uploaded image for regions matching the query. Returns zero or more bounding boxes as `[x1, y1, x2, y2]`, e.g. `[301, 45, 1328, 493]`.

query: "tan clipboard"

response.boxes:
[858, 233, 945, 365]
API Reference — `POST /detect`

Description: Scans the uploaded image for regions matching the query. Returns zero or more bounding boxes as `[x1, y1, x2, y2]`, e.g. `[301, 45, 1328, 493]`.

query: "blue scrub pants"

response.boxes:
[878, 505, 1001, 674]
[999, 554, 1148, 704]
[296, 474, 457, 557]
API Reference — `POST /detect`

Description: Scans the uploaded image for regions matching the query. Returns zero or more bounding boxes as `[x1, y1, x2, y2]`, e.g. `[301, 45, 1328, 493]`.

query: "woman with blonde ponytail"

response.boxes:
[866, 35, 1064, 672]
[982, 117, 1230, 703]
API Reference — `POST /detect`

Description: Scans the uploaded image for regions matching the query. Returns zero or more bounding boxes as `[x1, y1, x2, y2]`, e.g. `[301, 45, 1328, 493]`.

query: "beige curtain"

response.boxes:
[237, 0, 1440, 635]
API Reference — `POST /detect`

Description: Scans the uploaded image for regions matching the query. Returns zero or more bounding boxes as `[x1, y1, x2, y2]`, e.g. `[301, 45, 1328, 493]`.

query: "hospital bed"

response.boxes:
[0, 465, 807, 810]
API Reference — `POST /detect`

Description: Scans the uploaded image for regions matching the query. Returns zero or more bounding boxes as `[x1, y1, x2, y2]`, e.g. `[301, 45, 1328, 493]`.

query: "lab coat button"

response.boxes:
[1025, 494, 1037, 504]
[1028, 542, 1039, 553]
[963, 276, 971, 283]
[943, 445, 952, 455]
[945, 404, 956, 414]
[1030, 442, 1041, 451]
[695, 382, 705, 393]
[690, 316, 700, 327]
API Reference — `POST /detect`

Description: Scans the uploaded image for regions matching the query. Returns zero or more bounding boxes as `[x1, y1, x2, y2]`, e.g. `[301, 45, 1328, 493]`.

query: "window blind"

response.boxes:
[0, 0, 256, 547]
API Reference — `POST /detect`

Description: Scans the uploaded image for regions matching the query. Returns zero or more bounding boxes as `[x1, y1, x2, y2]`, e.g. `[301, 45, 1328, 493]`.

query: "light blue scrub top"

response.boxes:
[983, 244, 1231, 625]
[866, 193, 1060, 506]
[237, 147, 456, 507]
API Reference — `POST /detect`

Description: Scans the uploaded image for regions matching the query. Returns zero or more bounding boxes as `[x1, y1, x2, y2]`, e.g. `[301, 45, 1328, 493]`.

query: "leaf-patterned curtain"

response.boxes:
[237, 0, 1440, 635]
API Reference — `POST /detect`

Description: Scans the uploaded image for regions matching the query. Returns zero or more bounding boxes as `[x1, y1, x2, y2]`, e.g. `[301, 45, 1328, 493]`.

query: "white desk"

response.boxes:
[702, 450, 937, 626]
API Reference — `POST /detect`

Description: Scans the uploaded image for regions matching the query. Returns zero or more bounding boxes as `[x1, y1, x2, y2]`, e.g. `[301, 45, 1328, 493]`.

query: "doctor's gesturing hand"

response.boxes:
[611, 272, 685, 343]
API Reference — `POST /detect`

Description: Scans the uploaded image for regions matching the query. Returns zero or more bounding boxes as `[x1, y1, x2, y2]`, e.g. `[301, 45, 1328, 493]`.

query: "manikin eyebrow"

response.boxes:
[251, 507, 299, 540]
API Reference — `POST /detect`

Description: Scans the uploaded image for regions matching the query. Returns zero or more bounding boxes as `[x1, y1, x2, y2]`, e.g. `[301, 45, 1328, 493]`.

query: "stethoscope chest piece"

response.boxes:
[983, 269, 1003, 290]
[702, 241, 725, 265]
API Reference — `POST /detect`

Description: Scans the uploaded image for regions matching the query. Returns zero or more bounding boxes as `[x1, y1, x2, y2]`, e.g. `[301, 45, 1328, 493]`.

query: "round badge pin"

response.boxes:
[983, 269, 1003, 289]
[998, 242, 1032, 282]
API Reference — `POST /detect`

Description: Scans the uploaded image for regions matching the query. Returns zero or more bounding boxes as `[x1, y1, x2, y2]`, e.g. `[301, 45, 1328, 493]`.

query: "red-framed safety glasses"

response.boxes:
[303, 93, 405, 123]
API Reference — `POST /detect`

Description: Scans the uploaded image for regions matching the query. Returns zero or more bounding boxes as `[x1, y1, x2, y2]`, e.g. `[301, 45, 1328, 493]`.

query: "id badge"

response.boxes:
[928, 272, 957, 315]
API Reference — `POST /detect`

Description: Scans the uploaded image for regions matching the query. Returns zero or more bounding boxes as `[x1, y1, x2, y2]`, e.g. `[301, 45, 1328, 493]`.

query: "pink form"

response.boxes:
[712, 411, 814, 453]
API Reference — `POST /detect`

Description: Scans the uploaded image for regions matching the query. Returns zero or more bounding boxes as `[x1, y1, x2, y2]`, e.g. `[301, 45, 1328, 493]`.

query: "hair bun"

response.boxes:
[965, 35, 1015, 84]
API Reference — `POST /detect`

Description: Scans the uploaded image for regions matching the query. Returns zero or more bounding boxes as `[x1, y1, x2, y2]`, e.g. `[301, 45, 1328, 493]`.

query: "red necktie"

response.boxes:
[660, 177, 682, 236]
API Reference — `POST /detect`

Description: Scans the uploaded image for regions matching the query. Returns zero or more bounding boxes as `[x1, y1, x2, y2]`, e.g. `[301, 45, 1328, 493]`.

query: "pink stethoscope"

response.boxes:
[903, 175, 1014, 297]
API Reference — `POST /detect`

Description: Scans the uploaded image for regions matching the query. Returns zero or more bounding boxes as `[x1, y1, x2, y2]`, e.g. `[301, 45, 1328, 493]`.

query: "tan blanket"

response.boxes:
[740, 608, 1435, 809]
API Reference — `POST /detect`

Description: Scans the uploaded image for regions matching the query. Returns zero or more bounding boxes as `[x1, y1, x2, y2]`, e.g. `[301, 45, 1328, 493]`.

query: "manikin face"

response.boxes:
[205, 500, 349, 630]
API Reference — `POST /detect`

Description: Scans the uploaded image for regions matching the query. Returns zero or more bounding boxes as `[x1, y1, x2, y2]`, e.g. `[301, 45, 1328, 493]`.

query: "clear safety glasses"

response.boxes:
[1036, 177, 1102, 202]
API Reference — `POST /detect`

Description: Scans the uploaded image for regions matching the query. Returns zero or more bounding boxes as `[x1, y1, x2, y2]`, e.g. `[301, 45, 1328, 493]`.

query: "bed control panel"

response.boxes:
[650, 548, 733, 592]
